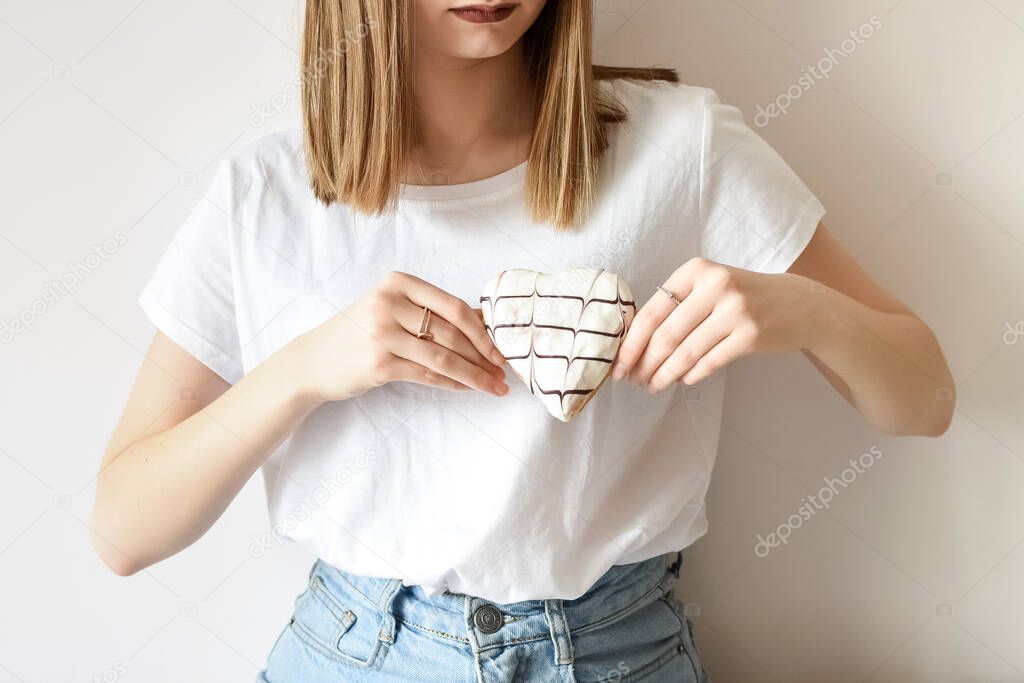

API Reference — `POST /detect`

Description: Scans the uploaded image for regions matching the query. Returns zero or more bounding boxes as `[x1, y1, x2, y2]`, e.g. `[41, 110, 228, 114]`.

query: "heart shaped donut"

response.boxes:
[480, 268, 636, 421]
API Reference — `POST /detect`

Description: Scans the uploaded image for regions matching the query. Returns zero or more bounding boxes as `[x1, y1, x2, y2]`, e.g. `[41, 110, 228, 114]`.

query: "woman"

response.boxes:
[91, 1, 954, 681]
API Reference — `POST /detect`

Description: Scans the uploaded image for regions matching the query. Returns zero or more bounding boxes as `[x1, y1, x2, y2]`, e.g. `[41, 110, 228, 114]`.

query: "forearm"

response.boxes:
[800, 284, 954, 436]
[91, 339, 321, 574]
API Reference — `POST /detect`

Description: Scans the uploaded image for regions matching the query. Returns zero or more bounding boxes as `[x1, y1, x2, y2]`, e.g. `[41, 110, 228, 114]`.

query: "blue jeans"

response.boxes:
[258, 551, 709, 682]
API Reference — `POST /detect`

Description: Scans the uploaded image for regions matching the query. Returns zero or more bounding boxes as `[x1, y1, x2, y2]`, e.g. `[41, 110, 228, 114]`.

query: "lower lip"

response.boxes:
[450, 6, 516, 23]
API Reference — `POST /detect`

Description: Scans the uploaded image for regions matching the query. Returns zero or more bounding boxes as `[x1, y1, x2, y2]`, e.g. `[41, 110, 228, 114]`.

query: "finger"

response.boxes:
[612, 294, 680, 379]
[471, 307, 498, 350]
[471, 308, 505, 360]
[627, 293, 713, 385]
[394, 273, 505, 366]
[681, 332, 751, 385]
[394, 299, 504, 379]
[393, 333, 509, 397]
[612, 273, 696, 380]
[647, 314, 731, 392]
[383, 356, 472, 392]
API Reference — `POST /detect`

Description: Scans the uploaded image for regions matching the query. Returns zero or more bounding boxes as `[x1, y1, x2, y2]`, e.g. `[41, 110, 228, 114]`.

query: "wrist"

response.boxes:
[788, 275, 845, 354]
[275, 331, 330, 409]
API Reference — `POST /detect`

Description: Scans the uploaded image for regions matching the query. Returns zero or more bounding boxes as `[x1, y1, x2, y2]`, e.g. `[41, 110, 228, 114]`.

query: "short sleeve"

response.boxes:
[139, 162, 244, 383]
[698, 90, 825, 273]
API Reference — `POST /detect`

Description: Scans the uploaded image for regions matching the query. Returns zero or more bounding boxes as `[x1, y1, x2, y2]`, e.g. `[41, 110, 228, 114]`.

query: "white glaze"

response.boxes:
[480, 268, 636, 421]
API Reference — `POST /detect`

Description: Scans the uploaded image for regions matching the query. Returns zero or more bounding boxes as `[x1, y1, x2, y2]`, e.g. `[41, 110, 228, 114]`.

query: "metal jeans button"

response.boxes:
[473, 604, 504, 634]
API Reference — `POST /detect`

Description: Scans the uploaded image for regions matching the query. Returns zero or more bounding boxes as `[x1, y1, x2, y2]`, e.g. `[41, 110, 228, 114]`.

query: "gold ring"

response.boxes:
[416, 307, 434, 341]
[656, 285, 682, 305]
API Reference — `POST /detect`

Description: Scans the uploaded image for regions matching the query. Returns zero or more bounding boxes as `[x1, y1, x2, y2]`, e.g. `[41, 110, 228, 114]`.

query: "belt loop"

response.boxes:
[376, 578, 403, 644]
[544, 599, 575, 667]
[669, 551, 683, 579]
[463, 596, 487, 683]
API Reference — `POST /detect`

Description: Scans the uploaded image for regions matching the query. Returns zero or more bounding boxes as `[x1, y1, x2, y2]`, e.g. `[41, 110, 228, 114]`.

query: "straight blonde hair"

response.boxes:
[302, 0, 677, 228]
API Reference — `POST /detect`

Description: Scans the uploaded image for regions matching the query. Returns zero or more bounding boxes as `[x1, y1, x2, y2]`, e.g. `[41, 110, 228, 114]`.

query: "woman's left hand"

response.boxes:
[611, 257, 821, 391]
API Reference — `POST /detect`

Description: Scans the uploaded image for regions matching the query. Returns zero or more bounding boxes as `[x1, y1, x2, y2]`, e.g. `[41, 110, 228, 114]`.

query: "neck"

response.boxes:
[407, 43, 535, 184]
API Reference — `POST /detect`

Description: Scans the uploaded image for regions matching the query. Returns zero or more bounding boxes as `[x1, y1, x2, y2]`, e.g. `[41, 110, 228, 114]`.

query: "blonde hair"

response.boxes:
[302, 0, 677, 227]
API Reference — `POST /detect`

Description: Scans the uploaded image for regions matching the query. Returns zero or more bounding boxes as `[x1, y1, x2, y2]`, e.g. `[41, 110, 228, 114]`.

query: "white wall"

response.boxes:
[1, 1, 1021, 681]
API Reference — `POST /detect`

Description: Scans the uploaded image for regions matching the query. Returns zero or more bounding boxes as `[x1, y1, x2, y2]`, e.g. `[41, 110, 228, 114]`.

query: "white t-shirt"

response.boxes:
[139, 79, 825, 603]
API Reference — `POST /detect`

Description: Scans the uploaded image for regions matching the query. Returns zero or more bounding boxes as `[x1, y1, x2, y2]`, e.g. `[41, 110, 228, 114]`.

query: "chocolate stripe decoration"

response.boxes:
[486, 322, 626, 339]
[480, 268, 636, 421]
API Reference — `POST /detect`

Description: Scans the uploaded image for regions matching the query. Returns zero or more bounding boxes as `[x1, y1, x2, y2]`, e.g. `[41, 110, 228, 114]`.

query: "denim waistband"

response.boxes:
[309, 551, 682, 657]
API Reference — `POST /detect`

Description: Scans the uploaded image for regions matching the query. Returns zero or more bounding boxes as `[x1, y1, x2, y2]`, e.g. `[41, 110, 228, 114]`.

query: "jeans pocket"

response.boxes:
[288, 572, 387, 668]
[664, 592, 709, 683]
[683, 617, 710, 683]
[571, 587, 693, 683]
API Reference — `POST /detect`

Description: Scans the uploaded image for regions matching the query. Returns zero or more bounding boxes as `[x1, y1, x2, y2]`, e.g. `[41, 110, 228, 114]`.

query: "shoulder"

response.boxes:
[599, 78, 725, 178]
[213, 129, 308, 199]
[199, 131, 318, 256]
[599, 79, 733, 170]
[602, 78, 720, 134]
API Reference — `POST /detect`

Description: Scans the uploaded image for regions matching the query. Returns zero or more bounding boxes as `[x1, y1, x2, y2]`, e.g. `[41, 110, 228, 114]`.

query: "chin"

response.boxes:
[440, 21, 524, 59]
[447, 37, 520, 60]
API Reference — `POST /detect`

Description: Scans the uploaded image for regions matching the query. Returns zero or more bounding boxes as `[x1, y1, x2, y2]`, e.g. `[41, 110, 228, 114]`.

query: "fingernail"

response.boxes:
[611, 366, 624, 381]
[493, 382, 509, 396]
[490, 352, 505, 365]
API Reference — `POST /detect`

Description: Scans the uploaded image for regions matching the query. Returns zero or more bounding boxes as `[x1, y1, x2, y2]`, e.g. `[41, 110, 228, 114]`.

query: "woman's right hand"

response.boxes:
[294, 271, 509, 402]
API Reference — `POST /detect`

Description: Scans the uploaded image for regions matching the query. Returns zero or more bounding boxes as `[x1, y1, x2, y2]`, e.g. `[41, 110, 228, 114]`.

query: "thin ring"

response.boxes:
[416, 307, 435, 341]
[656, 285, 682, 305]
